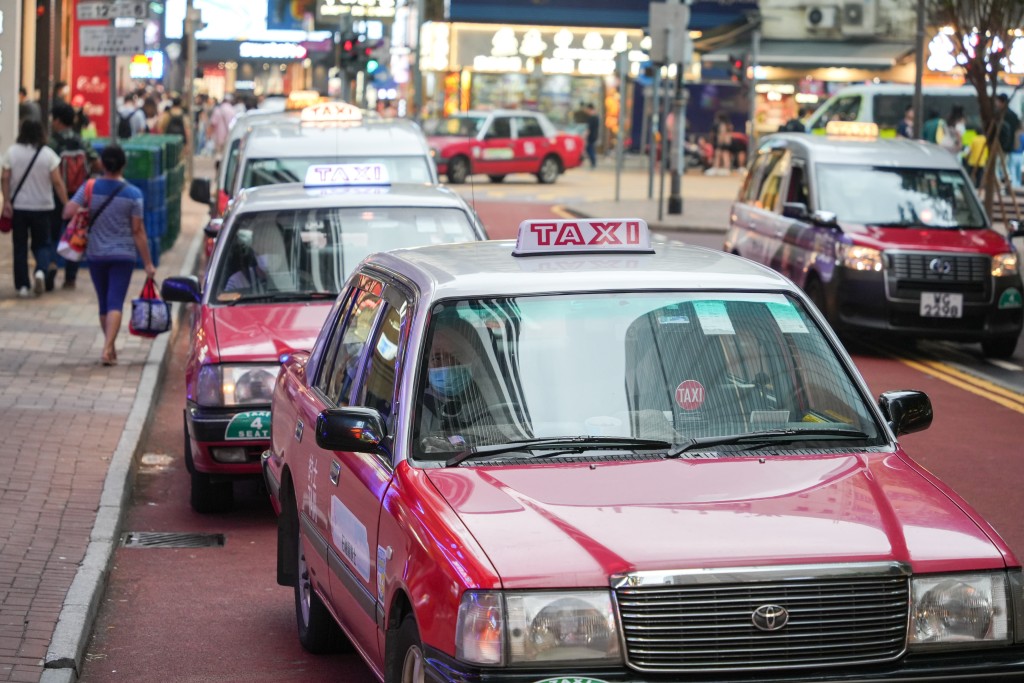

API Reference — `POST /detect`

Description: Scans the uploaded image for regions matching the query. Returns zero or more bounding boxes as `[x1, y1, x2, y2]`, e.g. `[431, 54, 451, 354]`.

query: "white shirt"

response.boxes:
[2, 143, 61, 211]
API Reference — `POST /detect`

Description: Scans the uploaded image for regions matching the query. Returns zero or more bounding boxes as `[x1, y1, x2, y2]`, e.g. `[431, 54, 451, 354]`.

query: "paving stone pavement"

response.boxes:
[0, 157, 212, 683]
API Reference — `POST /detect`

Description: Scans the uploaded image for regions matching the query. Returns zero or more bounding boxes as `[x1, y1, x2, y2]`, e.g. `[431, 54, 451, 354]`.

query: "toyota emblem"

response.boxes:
[751, 604, 790, 632]
[928, 258, 953, 275]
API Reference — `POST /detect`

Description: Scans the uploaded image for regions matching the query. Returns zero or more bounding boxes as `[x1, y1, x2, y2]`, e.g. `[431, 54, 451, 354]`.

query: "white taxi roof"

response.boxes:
[763, 133, 964, 170]
[241, 118, 431, 159]
[230, 182, 480, 217]
[363, 239, 796, 301]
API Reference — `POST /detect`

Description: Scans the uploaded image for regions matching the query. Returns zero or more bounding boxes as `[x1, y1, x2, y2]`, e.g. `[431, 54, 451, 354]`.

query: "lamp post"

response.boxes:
[912, 0, 925, 139]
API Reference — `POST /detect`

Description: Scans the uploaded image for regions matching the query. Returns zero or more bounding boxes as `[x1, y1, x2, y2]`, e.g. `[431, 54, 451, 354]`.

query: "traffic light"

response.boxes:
[728, 54, 749, 88]
[339, 31, 360, 72]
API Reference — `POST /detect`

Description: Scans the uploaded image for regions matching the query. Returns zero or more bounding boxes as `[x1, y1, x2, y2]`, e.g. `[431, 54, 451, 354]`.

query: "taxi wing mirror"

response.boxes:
[1007, 219, 1024, 243]
[811, 210, 839, 228]
[204, 218, 224, 239]
[190, 177, 212, 206]
[161, 275, 201, 303]
[316, 407, 388, 455]
[878, 390, 933, 436]
[782, 202, 809, 220]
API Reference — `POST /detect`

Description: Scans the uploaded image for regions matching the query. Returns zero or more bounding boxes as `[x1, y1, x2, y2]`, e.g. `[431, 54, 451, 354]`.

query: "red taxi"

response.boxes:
[263, 218, 1024, 682]
[724, 122, 1024, 357]
[424, 110, 584, 184]
[160, 164, 484, 512]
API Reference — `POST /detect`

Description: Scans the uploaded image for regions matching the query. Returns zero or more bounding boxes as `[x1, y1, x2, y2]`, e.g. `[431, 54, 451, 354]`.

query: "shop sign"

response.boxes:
[239, 41, 308, 60]
[456, 25, 642, 76]
[317, 0, 396, 21]
[79, 24, 145, 57]
[927, 31, 1024, 74]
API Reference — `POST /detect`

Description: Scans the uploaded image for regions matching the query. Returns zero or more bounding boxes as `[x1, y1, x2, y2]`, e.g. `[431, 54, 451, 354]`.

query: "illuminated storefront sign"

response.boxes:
[238, 41, 308, 59]
[316, 0, 396, 20]
[927, 30, 1024, 74]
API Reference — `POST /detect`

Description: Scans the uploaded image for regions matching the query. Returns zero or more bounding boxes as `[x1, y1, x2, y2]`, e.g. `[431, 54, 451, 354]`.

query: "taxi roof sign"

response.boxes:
[300, 101, 363, 123]
[825, 120, 879, 139]
[513, 218, 653, 256]
[304, 163, 390, 187]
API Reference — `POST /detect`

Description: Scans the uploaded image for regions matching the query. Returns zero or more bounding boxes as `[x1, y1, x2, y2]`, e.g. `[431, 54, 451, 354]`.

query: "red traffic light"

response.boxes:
[343, 39, 354, 51]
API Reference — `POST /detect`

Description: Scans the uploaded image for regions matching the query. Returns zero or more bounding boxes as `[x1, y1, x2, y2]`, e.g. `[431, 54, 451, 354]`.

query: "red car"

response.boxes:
[263, 218, 1024, 681]
[425, 110, 584, 184]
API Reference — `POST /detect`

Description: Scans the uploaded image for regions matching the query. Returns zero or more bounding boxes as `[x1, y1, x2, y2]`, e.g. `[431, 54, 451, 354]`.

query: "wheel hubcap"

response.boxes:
[401, 644, 424, 683]
[297, 534, 311, 624]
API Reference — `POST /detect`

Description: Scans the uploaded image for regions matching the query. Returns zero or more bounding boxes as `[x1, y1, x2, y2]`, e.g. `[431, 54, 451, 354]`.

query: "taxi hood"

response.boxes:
[425, 454, 1006, 589]
[208, 303, 332, 362]
[844, 223, 1011, 256]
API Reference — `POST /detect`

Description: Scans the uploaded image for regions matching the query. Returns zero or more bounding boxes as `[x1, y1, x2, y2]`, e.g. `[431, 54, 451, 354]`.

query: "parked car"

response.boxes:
[162, 163, 485, 512]
[424, 109, 584, 184]
[724, 123, 1024, 357]
[263, 216, 1024, 682]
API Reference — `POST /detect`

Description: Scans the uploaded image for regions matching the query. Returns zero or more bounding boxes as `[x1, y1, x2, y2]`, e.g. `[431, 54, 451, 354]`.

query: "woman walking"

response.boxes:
[62, 145, 156, 366]
[2, 118, 69, 297]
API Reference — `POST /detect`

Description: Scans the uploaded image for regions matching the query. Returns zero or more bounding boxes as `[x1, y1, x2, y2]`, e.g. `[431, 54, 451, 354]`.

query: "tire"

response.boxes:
[447, 157, 469, 184]
[981, 336, 1018, 359]
[190, 471, 233, 514]
[488, 175, 506, 183]
[386, 615, 425, 683]
[290, 494, 336, 654]
[536, 156, 560, 184]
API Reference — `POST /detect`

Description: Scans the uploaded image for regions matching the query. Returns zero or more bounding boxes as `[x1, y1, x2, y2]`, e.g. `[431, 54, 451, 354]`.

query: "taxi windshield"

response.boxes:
[210, 207, 477, 303]
[412, 292, 885, 461]
[816, 164, 985, 228]
[423, 116, 487, 137]
[242, 156, 433, 188]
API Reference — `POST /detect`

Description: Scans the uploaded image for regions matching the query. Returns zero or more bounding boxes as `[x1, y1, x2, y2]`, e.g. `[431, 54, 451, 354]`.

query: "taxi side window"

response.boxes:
[757, 151, 790, 212]
[320, 288, 384, 406]
[515, 116, 544, 138]
[486, 117, 512, 140]
[740, 152, 775, 203]
[786, 164, 811, 208]
[356, 300, 408, 428]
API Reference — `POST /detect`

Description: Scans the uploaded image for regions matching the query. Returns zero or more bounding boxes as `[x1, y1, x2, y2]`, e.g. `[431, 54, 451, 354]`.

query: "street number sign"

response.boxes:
[76, 1, 148, 21]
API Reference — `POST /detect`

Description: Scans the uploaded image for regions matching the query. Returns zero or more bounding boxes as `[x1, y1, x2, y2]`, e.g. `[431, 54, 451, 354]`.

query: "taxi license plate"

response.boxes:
[920, 292, 963, 318]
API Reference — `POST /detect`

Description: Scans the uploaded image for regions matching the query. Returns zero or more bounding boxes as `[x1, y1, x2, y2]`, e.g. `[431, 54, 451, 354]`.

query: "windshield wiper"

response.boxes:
[223, 291, 336, 305]
[667, 428, 870, 457]
[445, 436, 672, 468]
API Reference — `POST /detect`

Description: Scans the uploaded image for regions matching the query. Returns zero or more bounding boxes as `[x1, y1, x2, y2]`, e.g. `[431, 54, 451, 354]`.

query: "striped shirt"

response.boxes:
[71, 178, 144, 262]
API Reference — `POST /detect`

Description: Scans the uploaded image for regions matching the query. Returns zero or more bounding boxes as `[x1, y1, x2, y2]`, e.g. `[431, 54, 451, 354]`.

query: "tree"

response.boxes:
[927, 0, 1024, 215]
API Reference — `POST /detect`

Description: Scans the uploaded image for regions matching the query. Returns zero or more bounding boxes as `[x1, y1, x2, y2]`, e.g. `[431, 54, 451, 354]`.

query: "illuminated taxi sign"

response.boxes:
[304, 163, 390, 187]
[825, 120, 879, 139]
[286, 90, 326, 111]
[513, 218, 653, 256]
[300, 101, 364, 123]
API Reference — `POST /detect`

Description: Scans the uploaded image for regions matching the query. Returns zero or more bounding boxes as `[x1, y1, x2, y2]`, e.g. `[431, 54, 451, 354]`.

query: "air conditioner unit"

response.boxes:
[805, 6, 839, 31]
[841, 0, 879, 37]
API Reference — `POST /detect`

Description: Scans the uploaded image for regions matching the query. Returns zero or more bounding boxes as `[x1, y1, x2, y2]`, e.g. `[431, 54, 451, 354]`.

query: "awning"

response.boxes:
[701, 40, 914, 69]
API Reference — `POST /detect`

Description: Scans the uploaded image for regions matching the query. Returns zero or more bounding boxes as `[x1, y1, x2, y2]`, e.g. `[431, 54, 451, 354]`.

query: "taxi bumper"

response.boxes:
[260, 449, 283, 516]
[422, 646, 1024, 683]
[186, 404, 268, 476]
[829, 269, 1023, 341]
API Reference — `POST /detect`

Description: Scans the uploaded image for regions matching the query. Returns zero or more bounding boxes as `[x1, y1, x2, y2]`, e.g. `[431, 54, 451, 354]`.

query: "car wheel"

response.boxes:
[447, 157, 470, 184]
[190, 471, 233, 514]
[981, 335, 1018, 359]
[290, 493, 337, 654]
[387, 615, 425, 683]
[536, 156, 560, 184]
[488, 175, 506, 183]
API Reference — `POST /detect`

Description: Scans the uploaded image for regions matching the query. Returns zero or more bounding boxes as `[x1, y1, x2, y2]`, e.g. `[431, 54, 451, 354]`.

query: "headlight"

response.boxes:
[992, 252, 1018, 277]
[836, 243, 884, 272]
[196, 364, 280, 407]
[909, 572, 1011, 648]
[456, 591, 620, 666]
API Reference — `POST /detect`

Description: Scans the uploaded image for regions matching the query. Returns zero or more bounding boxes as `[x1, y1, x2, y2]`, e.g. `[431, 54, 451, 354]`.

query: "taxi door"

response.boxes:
[476, 115, 516, 175]
[732, 148, 797, 270]
[512, 115, 550, 173]
[324, 282, 411, 662]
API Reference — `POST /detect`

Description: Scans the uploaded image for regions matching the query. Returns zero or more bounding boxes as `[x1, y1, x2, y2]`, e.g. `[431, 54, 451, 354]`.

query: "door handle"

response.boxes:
[330, 460, 341, 486]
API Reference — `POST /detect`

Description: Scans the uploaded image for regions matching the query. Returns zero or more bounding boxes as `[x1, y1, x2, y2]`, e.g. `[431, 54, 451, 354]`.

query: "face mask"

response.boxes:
[428, 365, 471, 398]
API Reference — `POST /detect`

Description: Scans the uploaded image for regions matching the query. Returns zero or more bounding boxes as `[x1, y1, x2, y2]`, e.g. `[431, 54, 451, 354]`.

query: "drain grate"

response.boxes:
[120, 532, 226, 548]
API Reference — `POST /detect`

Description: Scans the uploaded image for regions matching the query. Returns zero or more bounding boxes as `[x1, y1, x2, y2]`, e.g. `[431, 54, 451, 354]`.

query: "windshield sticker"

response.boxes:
[675, 380, 706, 411]
[999, 288, 1022, 309]
[693, 301, 735, 335]
[751, 410, 791, 426]
[658, 314, 690, 325]
[766, 302, 809, 333]
[331, 496, 370, 582]
[225, 411, 271, 440]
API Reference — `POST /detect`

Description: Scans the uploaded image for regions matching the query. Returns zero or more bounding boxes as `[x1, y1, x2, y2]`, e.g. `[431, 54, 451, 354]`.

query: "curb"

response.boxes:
[41, 227, 205, 682]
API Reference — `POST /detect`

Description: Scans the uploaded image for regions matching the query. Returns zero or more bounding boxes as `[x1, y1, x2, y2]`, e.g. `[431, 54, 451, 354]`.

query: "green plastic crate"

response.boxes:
[162, 196, 181, 252]
[167, 163, 185, 198]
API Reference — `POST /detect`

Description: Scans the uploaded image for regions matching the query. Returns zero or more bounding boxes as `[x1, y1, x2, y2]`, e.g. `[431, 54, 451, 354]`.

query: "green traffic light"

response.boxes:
[366, 59, 380, 74]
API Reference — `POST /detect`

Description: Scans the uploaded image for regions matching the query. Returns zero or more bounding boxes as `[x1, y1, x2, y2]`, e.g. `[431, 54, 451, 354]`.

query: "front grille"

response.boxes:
[887, 252, 990, 302]
[615, 569, 909, 673]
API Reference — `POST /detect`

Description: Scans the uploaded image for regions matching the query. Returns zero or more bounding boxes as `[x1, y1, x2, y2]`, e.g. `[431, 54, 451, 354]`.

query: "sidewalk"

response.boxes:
[0, 158, 210, 683]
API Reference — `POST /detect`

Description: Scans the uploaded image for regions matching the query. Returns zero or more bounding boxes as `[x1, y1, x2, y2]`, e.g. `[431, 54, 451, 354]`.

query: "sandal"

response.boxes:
[101, 348, 117, 366]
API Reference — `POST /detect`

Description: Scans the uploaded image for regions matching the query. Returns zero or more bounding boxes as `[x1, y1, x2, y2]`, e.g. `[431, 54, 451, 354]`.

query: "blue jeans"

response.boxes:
[1010, 152, 1023, 187]
[11, 209, 52, 290]
[586, 140, 597, 168]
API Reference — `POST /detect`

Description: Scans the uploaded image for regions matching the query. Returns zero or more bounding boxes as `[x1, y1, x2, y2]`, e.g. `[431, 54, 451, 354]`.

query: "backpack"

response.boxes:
[165, 112, 186, 138]
[117, 110, 135, 139]
[59, 149, 89, 196]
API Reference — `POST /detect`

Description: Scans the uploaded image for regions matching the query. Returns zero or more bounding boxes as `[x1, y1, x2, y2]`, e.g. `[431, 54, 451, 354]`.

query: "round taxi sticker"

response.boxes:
[675, 380, 706, 411]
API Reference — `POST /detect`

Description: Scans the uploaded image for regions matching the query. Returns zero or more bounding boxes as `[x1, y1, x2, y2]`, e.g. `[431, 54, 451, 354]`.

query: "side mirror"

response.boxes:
[811, 209, 839, 228]
[189, 177, 212, 205]
[316, 407, 388, 454]
[161, 275, 202, 303]
[878, 390, 933, 436]
[203, 218, 224, 239]
[782, 202, 809, 220]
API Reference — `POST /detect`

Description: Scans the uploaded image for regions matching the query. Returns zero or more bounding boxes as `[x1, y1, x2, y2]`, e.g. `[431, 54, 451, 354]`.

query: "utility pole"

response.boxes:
[647, 0, 691, 216]
[412, 0, 425, 121]
[912, 0, 925, 139]
[747, 25, 760, 159]
[184, 0, 200, 181]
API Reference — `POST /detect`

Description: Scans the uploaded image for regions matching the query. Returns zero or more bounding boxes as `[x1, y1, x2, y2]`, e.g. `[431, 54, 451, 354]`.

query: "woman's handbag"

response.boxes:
[1, 146, 44, 234]
[129, 277, 172, 338]
[57, 180, 123, 262]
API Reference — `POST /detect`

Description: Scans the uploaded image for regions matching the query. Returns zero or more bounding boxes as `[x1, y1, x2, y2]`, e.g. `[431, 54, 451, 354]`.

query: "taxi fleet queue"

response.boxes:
[158, 98, 1024, 682]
